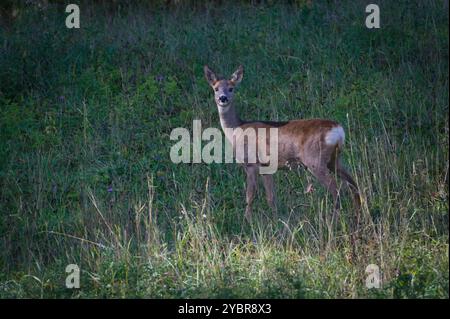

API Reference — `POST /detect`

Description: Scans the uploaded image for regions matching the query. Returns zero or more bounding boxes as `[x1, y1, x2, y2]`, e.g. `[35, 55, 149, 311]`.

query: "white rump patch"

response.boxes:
[325, 126, 345, 147]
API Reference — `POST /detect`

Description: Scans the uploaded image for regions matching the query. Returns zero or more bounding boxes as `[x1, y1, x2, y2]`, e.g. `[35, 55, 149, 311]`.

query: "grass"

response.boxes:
[0, 0, 448, 298]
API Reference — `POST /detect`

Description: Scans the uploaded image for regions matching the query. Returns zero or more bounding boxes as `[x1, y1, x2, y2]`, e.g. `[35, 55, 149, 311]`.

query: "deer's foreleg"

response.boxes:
[244, 165, 258, 221]
[261, 174, 277, 217]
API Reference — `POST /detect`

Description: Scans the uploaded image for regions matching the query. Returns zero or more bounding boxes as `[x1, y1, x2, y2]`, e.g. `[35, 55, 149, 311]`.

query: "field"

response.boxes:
[0, 0, 448, 298]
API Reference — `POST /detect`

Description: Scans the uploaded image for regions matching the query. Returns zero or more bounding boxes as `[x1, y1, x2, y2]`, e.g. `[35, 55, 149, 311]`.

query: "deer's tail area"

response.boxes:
[325, 125, 345, 148]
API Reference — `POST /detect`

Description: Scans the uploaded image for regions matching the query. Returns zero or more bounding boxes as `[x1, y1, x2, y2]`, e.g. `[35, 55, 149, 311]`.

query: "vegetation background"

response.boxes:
[0, 0, 448, 298]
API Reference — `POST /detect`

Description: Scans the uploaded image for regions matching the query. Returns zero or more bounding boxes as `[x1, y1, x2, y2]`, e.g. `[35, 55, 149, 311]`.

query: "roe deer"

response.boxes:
[204, 65, 361, 225]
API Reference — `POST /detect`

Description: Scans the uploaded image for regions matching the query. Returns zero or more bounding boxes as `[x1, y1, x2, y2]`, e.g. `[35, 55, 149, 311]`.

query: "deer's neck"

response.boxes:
[217, 103, 242, 143]
[217, 103, 242, 131]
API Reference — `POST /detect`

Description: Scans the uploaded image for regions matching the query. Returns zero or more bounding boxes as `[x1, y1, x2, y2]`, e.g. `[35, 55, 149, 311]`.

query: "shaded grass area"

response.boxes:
[0, 1, 448, 298]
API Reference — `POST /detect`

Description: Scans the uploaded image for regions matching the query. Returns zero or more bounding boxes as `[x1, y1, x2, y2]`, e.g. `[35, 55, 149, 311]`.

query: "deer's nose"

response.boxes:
[219, 96, 228, 103]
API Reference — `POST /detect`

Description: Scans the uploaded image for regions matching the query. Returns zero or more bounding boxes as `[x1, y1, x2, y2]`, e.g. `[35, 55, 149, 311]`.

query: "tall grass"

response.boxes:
[0, 0, 448, 298]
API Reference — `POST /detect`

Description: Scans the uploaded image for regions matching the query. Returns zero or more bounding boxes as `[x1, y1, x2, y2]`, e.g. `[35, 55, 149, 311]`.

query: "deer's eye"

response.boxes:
[228, 88, 233, 92]
[215, 88, 219, 92]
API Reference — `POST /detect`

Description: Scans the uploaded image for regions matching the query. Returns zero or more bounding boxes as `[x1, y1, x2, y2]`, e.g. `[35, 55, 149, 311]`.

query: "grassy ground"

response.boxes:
[0, 0, 448, 298]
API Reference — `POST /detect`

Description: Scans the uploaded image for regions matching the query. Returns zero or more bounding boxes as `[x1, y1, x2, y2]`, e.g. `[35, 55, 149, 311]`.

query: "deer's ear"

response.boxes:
[230, 65, 243, 85]
[204, 65, 217, 87]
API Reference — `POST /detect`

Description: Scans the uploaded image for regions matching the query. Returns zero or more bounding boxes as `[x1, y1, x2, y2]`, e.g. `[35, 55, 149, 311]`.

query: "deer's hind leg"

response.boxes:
[327, 148, 361, 225]
[335, 164, 360, 209]
[308, 164, 340, 213]
[327, 148, 362, 250]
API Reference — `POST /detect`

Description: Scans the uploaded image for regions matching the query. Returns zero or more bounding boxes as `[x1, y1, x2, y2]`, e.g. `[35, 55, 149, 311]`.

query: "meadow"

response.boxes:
[0, 0, 448, 298]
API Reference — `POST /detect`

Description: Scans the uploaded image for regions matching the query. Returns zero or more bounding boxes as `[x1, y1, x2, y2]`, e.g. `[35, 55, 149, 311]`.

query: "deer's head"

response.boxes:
[204, 65, 243, 109]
